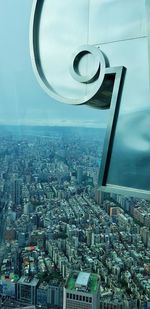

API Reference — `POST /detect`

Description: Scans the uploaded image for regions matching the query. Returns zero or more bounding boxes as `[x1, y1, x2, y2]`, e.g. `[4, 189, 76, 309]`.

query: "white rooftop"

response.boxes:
[75, 272, 90, 288]
[18, 276, 39, 286]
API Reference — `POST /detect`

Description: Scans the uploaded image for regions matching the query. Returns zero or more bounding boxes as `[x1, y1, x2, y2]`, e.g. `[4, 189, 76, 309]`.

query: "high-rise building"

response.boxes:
[77, 167, 83, 184]
[63, 271, 100, 309]
[0, 273, 19, 298]
[37, 279, 63, 308]
[95, 189, 104, 205]
[18, 232, 26, 247]
[4, 227, 16, 241]
[17, 276, 39, 305]
[11, 179, 22, 206]
[47, 280, 63, 308]
[86, 227, 93, 247]
[37, 282, 48, 307]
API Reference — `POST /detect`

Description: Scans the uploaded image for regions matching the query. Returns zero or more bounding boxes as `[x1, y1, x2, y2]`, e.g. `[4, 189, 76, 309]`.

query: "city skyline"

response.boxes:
[0, 128, 149, 308]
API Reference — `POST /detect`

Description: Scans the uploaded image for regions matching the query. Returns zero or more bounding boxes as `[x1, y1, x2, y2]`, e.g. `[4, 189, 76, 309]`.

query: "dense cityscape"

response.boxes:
[0, 126, 149, 309]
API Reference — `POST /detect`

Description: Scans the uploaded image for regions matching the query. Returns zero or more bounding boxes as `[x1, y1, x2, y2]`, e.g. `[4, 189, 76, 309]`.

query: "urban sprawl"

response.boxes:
[0, 127, 149, 309]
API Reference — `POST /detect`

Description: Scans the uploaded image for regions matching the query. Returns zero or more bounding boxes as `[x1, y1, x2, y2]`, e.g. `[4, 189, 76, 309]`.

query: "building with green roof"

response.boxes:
[63, 271, 100, 309]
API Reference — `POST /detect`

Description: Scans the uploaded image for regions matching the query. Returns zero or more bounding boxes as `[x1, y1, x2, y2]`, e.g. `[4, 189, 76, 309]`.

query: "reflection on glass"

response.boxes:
[0, 1, 150, 309]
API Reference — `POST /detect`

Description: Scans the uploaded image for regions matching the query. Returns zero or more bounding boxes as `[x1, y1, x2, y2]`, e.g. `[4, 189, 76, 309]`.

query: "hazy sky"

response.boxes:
[0, 0, 109, 128]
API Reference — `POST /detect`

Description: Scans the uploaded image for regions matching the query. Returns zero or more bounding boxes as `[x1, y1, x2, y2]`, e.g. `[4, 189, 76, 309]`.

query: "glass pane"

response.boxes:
[0, 1, 150, 309]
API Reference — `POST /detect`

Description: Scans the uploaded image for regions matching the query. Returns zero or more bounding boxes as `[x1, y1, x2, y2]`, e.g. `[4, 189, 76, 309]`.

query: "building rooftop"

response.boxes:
[0, 273, 19, 282]
[38, 281, 49, 290]
[17, 276, 39, 286]
[66, 272, 99, 294]
[75, 272, 90, 288]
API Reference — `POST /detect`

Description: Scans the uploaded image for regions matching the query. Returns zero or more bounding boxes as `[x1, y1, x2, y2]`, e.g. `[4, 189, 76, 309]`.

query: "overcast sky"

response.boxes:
[0, 0, 109, 128]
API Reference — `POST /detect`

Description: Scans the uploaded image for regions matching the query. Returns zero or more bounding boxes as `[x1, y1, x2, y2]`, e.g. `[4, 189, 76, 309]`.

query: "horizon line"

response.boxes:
[0, 123, 106, 129]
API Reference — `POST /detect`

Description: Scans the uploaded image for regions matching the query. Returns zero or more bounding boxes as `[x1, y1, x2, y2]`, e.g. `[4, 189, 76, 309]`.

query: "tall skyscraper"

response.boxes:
[77, 167, 83, 184]
[11, 179, 22, 206]
[63, 271, 100, 309]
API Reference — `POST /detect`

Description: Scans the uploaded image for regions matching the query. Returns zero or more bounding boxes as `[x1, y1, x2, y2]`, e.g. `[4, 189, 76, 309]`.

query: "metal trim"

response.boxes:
[30, 1, 107, 106]
[98, 66, 150, 199]
[69, 45, 105, 84]
[98, 66, 126, 186]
